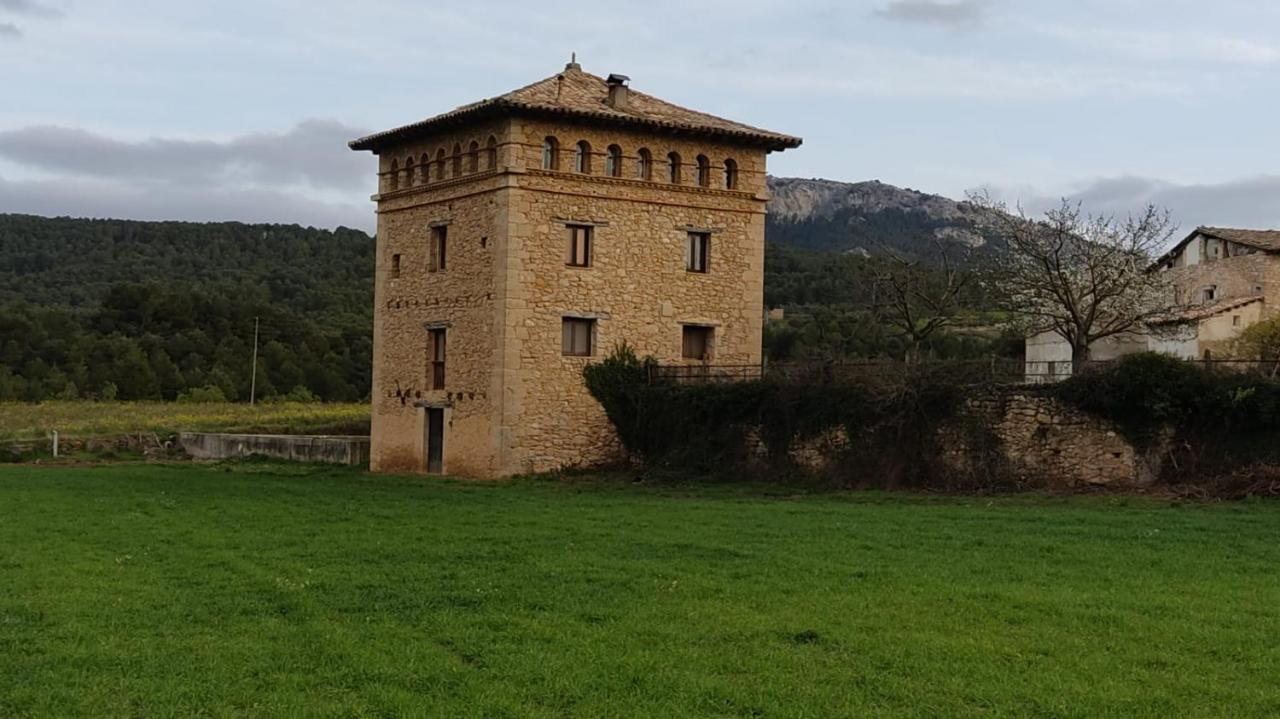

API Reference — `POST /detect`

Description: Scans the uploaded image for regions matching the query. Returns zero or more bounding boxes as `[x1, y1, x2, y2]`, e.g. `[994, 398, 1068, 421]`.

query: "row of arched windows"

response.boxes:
[541, 137, 740, 190]
[385, 136, 499, 191]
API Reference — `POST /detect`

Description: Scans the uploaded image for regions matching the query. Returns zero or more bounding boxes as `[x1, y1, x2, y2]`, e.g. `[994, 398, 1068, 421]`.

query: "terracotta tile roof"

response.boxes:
[1197, 227, 1280, 252]
[350, 64, 803, 152]
[1157, 226, 1280, 265]
[1154, 295, 1263, 324]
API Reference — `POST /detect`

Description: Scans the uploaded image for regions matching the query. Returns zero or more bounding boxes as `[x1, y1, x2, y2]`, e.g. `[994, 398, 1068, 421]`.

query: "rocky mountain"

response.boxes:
[765, 177, 991, 257]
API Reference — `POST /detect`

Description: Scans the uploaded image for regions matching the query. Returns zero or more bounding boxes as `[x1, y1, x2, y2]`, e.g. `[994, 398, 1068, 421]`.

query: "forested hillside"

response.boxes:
[1, 180, 1017, 402]
[0, 215, 373, 402]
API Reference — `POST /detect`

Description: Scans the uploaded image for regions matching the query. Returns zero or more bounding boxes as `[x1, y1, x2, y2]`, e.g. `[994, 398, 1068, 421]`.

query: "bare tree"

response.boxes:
[970, 193, 1175, 370]
[872, 238, 971, 362]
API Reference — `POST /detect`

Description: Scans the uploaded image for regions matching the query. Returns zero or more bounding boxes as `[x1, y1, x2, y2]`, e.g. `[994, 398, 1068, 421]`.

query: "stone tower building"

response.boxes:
[350, 62, 801, 476]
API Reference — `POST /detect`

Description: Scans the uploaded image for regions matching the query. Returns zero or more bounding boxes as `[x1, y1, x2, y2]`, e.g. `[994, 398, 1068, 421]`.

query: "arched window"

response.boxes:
[575, 140, 592, 173]
[696, 155, 710, 187]
[542, 137, 559, 170]
[605, 145, 622, 177]
[420, 153, 430, 184]
[486, 136, 498, 170]
[667, 152, 682, 184]
[724, 158, 738, 190]
[404, 156, 416, 186]
[389, 158, 400, 190]
[451, 143, 462, 177]
[468, 140, 480, 173]
[636, 148, 652, 180]
[435, 148, 446, 181]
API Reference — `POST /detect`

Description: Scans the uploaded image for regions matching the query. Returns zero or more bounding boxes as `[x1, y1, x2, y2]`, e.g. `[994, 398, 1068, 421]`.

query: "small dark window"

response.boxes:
[391, 253, 401, 278]
[420, 153, 430, 184]
[389, 159, 400, 190]
[1202, 285, 1216, 302]
[567, 225, 592, 267]
[481, 236, 488, 248]
[636, 148, 652, 180]
[667, 152, 682, 184]
[468, 140, 480, 173]
[605, 145, 622, 177]
[429, 328, 446, 389]
[724, 158, 738, 189]
[435, 148, 446, 180]
[405, 156, 416, 186]
[575, 140, 592, 173]
[562, 317, 594, 356]
[687, 232, 709, 273]
[682, 326, 712, 361]
[542, 137, 559, 169]
[1233, 315, 1241, 327]
[451, 144, 462, 177]
[486, 136, 498, 169]
[696, 155, 710, 187]
[430, 226, 447, 272]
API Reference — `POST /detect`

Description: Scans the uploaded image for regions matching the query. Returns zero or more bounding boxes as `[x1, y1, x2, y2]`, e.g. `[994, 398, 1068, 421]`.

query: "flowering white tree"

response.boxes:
[970, 193, 1176, 369]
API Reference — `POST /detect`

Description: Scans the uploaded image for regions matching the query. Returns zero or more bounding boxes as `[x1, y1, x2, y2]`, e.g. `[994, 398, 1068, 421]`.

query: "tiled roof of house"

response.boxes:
[350, 64, 803, 152]
[1157, 226, 1280, 265]
[1197, 227, 1280, 252]
[1154, 295, 1263, 324]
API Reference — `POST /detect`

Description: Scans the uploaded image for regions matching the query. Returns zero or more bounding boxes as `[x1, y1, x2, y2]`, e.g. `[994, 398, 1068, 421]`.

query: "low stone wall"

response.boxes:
[178, 433, 371, 467]
[948, 391, 1161, 488]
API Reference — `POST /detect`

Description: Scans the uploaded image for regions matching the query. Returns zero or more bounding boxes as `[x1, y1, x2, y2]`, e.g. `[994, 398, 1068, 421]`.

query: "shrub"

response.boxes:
[176, 385, 229, 404]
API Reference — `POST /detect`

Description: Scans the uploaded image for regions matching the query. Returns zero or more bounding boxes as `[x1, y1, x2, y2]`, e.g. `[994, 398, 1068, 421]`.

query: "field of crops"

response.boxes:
[0, 401, 369, 441]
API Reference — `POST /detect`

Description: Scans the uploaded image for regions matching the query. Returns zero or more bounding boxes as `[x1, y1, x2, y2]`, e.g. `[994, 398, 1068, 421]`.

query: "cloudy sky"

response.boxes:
[3, 0, 1279, 235]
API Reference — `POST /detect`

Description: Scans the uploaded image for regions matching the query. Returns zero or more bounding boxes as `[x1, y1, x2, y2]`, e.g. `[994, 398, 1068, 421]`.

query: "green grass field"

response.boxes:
[0, 401, 369, 442]
[2, 463, 1278, 717]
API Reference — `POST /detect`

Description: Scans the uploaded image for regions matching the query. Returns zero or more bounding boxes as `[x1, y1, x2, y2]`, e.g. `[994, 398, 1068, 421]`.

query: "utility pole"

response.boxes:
[250, 316, 260, 406]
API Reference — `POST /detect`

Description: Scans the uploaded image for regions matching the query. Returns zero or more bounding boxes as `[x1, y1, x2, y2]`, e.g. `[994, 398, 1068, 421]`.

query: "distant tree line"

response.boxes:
[0, 215, 373, 403]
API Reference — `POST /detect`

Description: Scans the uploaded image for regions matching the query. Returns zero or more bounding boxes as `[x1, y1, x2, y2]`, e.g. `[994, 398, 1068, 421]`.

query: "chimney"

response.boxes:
[605, 73, 631, 111]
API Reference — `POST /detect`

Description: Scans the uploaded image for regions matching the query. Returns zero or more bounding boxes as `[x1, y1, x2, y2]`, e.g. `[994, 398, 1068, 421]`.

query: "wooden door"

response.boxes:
[425, 408, 444, 474]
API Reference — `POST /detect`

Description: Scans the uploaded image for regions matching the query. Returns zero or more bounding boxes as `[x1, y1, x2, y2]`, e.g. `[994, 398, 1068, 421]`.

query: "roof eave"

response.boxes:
[350, 101, 803, 153]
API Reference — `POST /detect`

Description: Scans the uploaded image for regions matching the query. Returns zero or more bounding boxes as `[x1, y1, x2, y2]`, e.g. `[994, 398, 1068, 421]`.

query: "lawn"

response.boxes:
[1, 464, 1278, 717]
[0, 401, 368, 442]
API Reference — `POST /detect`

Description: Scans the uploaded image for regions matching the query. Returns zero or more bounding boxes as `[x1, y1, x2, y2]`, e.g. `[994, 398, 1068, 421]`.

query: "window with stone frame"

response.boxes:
[636, 148, 652, 180]
[605, 145, 622, 177]
[667, 152, 682, 183]
[542, 137, 559, 169]
[566, 224, 592, 267]
[468, 140, 480, 173]
[695, 155, 711, 187]
[485, 136, 498, 170]
[391, 253, 401, 278]
[1202, 285, 1217, 302]
[682, 325, 713, 361]
[724, 158, 739, 189]
[435, 148, 446, 180]
[429, 328, 446, 389]
[430, 226, 448, 272]
[389, 159, 400, 190]
[451, 144, 463, 177]
[575, 140, 592, 173]
[686, 231, 710, 273]
[562, 317, 595, 357]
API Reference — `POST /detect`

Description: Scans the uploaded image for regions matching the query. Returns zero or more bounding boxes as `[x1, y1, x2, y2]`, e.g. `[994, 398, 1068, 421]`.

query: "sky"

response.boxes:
[3, 0, 1279, 236]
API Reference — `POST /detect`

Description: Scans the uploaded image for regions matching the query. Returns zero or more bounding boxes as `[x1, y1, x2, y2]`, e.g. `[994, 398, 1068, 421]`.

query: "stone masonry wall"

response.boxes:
[496, 117, 769, 474]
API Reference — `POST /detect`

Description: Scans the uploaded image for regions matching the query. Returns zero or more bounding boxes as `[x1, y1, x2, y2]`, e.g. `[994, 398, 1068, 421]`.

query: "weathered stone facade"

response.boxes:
[352, 65, 800, 476]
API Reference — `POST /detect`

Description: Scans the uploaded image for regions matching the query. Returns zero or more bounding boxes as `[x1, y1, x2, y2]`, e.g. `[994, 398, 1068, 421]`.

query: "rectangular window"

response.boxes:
[429, 328, 446, 389]
[1233, 315, 1241, 327]
[561, 318, 594, 357]
[391, 253, 401, 278]
[682, 325, 712, 360]
[687, 232, 709, 273]
[430, 226, 448, 272]
[567, 225, 592, 267]
[1202, 285, 1217, 302]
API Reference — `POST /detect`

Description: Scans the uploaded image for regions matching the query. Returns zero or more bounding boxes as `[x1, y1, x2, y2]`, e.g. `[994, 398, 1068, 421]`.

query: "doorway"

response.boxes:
[425, 408, 444, 474]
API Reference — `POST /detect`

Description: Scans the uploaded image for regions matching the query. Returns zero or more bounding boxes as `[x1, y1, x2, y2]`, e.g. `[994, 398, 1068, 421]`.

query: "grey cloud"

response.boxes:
[1014, 175, 1280, 239]
[0, 0, 59, 17]
[876, 0, 986, 30]
[0, 174, 373, 233]
[0, 120, 373, 191]
[0, 22, 20, 38]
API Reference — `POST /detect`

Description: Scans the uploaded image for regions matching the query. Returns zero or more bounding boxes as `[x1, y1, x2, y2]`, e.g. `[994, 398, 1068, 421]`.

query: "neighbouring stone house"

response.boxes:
[350, 62, 801, 476]
[1025, 226, 1280, 380]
